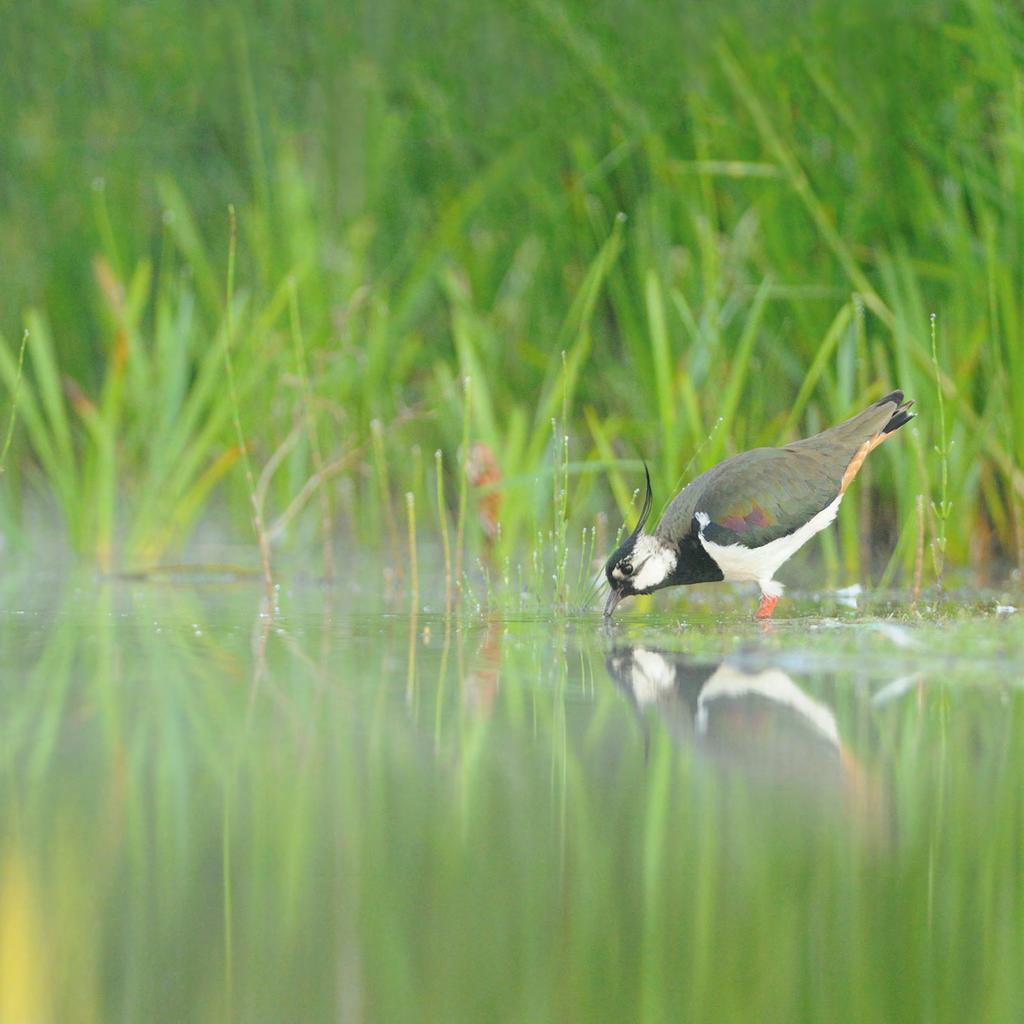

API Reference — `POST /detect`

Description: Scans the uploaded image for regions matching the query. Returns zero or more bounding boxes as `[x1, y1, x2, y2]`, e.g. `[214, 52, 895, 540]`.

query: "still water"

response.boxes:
[1, 572, 1022, 1022]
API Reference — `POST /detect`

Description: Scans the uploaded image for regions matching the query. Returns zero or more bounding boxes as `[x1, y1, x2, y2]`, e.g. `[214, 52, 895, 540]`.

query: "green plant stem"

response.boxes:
[288, 277, 335, 580]
[930, 313, 950, 588]
[406, 490, 419, 703]
[454, 376, 471, 595]
[435, 450, 453, 616]
[0, 329, 29, 473]
[224, 205, 274, 606]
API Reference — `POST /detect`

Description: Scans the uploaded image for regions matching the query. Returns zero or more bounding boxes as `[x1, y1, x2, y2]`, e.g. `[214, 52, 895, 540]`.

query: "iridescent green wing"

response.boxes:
[655, 393, 906, 549]
[655, 447, 845, 549]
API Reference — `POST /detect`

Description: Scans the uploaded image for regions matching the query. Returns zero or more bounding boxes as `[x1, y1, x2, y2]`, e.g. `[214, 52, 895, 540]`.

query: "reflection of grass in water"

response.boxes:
[1, 578, 1023, 1019]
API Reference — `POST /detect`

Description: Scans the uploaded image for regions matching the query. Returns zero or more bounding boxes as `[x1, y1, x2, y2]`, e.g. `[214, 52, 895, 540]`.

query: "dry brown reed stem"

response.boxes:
[267, 448, 361, 543]
[264, 406, 421, 544]
[254, 418, 304, 513]
[224, 205, 274, 606]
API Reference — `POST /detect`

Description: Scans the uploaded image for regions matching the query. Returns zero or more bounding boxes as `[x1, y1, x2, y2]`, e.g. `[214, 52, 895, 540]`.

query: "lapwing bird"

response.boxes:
[603, 391, 914, 619]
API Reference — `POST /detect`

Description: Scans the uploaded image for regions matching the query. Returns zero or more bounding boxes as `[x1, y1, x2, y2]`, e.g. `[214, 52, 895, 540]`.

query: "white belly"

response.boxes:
[697, 495, 842, 596]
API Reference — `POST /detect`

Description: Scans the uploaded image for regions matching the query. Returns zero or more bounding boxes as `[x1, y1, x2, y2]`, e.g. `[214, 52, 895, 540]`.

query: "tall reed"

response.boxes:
[0, 330, 28, 473]
[224, 206, 274, 604]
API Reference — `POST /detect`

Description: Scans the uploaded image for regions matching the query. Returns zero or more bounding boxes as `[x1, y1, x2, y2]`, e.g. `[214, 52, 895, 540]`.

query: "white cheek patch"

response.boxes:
[630, 536, 677, 592]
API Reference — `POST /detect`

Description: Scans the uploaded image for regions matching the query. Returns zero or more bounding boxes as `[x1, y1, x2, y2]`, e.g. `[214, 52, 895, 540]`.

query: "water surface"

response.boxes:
[1, 572, 1022, 1022]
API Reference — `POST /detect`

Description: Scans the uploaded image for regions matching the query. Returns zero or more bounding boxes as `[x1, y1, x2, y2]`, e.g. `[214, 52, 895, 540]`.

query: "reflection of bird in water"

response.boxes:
[463, 620, 503, 715]
[605, 645, 878, 816]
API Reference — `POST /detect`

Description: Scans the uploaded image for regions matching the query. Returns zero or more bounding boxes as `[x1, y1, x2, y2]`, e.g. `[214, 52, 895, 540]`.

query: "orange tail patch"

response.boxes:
[840, 430, 892, 494]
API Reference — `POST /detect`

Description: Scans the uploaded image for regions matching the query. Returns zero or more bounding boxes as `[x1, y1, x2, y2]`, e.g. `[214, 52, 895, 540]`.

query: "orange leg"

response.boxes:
[755, 593, 779, 620]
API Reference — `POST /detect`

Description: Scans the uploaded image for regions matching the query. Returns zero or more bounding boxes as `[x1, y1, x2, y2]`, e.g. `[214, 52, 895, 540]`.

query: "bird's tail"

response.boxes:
[875, 389, 915, 436]
[835, 390, 915, 493]
[795, 389, 915, 453]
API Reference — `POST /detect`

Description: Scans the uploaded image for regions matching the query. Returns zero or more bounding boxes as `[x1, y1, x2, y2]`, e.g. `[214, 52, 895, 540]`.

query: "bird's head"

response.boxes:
[604, 466, 676, 618]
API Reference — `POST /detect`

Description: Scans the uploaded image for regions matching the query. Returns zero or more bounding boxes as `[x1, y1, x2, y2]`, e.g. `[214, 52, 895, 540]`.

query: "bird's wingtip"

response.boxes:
[875, 389, 904, 408]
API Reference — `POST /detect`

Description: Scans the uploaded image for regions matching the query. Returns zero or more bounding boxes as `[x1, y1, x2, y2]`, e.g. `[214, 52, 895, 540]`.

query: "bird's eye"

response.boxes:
[620, 560, 633, 576]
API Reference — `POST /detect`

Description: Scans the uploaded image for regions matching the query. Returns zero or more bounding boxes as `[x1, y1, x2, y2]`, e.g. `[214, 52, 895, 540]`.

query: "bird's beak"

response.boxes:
[603, 588, 623, 620]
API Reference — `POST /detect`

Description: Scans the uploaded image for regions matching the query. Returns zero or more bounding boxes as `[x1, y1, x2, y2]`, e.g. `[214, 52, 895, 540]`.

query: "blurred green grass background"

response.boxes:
[1, 0, 1022, 583]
